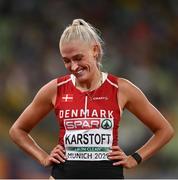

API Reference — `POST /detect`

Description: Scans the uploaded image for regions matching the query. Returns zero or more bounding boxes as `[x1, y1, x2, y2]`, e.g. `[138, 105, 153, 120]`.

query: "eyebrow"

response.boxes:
[62, 54, 84, 59]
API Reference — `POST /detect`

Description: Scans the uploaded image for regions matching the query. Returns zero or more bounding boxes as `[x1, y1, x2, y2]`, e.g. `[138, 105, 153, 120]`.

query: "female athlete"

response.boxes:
[9, 19, 174, 179]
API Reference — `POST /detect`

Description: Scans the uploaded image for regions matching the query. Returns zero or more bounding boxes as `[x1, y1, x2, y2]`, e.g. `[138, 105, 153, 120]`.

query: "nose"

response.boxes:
[71, 61, 79, 71]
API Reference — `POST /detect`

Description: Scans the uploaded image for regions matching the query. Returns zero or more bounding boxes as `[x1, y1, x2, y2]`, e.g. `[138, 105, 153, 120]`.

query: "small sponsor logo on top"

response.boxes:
[92, 97, 108, 100]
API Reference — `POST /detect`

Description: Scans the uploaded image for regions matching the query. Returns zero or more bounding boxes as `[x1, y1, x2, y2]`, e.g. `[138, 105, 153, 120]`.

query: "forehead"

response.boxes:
[60, 40, 92, 57]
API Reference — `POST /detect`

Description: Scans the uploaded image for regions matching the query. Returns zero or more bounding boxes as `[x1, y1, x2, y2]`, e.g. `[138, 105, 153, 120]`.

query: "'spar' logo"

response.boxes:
[64, 119, 100, 130]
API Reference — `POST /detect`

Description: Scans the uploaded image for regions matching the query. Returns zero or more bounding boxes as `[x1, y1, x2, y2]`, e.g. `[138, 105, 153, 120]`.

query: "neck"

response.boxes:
[75, 71, 102, 91]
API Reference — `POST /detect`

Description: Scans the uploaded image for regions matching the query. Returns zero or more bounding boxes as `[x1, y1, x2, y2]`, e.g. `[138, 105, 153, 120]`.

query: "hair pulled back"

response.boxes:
[60, 19, 104, 68]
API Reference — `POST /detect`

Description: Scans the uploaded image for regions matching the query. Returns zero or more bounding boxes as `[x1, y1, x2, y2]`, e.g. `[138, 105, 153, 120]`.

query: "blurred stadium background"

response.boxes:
[0, 0, 178, 178]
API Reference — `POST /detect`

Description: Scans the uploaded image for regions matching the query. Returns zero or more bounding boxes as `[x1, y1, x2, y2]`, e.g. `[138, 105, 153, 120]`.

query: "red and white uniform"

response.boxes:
[54, 72, 121, 161]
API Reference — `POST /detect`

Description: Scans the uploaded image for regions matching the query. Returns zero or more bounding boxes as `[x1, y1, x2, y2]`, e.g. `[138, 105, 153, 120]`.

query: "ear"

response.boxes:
[93, 44, 99, 59]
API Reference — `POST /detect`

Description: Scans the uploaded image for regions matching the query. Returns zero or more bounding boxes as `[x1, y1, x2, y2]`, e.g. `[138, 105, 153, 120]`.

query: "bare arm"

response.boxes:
[9, 79, 65, 166]
[108, 78, 174, 168]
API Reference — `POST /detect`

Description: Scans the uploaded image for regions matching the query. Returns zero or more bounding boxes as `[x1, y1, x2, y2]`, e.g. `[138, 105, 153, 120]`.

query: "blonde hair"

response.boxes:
[59, 19, 104, 68]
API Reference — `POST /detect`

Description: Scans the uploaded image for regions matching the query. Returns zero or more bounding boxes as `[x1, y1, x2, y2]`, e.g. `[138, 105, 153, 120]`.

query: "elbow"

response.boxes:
[154, 123, 174, 143]
[9, 124, 29, 143]
[167, 124, 174, 140]
[9, 125, 21, 143]
[162, 123, 174, 143]
[9, 125, 17, 142]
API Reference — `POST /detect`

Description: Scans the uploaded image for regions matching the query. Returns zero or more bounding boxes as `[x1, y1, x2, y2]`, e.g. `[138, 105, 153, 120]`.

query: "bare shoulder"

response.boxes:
[41, 78, 57, 93]
[116, 77, 149, 110]
[118, 78, 139, 91]
[118, 78, 145, 97]
[33, 78, 57, 105]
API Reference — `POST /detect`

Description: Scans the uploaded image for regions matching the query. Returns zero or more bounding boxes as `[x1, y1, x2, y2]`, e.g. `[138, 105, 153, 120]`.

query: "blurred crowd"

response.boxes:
[0, 0, 178, 178]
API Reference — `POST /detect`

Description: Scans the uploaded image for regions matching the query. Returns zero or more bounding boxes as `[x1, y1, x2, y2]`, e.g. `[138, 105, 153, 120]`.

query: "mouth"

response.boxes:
[73, 69, 85, 77]
[77, 69, 84, 74]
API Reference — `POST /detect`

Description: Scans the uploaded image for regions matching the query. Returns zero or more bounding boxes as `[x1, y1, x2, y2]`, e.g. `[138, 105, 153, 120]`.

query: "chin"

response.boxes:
[75, 74, 89, 82]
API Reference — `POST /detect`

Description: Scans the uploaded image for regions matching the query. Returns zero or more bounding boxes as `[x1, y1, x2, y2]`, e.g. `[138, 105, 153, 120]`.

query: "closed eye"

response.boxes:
[72, 54, 84, 61]
[62, 54, 84, 64]
[62, 57, 71, 64]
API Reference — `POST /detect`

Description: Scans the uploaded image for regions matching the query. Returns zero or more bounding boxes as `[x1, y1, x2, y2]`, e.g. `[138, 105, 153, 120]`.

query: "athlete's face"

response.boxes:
[60, 40, 99, 82]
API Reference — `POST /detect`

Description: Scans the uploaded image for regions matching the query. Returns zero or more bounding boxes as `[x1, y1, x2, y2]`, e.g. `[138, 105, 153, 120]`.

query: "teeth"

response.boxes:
[77, 70, 83, 74]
